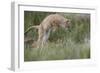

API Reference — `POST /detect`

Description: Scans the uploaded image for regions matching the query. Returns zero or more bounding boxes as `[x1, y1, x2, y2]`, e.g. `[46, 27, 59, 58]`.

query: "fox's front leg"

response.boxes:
[41, 29, 51, 47]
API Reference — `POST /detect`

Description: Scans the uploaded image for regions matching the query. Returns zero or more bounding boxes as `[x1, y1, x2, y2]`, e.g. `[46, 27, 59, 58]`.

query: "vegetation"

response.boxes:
[24, 11, 90, 61]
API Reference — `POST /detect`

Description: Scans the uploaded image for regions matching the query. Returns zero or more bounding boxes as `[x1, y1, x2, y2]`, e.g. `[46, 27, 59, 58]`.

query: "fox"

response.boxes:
[25, 14, 71, 48]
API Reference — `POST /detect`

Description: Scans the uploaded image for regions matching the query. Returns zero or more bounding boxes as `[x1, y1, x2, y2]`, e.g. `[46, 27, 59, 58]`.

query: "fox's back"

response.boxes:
[41, 14, 66, 26]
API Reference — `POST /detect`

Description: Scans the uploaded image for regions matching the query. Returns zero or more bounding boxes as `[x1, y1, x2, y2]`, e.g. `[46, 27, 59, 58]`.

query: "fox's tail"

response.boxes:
[24, 25, 39, 34]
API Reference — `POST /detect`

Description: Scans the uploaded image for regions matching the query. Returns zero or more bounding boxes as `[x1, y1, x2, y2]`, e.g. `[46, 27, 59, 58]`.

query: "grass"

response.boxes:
[24, 12, 90, 61]
[24, 39, 90, 61]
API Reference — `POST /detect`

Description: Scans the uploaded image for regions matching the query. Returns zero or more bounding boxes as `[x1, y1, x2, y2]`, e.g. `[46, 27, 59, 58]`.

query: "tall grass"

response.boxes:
[24, 11, 90, 61]
[24, 39, 90, 61]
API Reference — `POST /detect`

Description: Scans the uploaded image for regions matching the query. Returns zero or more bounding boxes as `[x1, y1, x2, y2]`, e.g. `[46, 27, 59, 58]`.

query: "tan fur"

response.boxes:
[29, 14, 71, 48]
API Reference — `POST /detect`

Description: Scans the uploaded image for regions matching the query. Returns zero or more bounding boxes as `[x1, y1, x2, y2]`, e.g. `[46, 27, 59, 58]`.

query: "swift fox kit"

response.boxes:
[25, 14, 71, 48]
